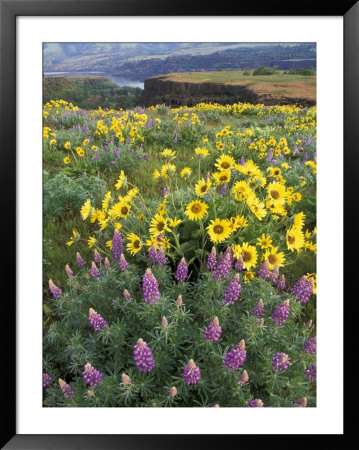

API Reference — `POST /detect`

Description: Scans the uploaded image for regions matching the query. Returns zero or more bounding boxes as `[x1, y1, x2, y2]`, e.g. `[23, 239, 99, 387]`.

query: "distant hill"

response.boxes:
[43, 43, 316, 81]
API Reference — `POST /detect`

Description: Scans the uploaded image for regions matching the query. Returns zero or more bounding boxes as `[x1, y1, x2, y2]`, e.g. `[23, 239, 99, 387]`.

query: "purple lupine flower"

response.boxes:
[76, 252, 86, 267]
[148, 244, 157, 261]
[266, 150, 273, 162]
[119, 254, 129, 271]
[219, 184, 227, 195]
[48, 279, 62, 299]
[204, 317, 222, 342]
[291, 276, 314, 303]
[104, 257, 110, 269]
[213, 252, 232, 281]
[272, 352, 291, 372]
[294, 397, 308, 407]
[272, 299, 290, 326]
[253, 299, 265, 318]
[142, 268, 160, 305]
[110, 161, 115, 166]
[257, 260, 270, 279]
[43, 373, 52, 388]
[302, 337, 317, 354]
[276, 274, 286, 290]
[223, 340, 247, 371]
[94, 151, 100, 161]
[82, 123, 88, 132]
[223, 245, 235, 265]
[246, 399, 264, 407]
[133, 338, 155, 373]
[238, 369, 249, 386]
[114, 147, 119, 159]
[123, 289, 131, 301]
[183, 359, 201, 385]
[302, 153, 309, 164]
[304, 364, 316, 382]
[162, 187, 168, 199]
[103, 146, 108, 153]
[269, 264, 279, 284]
[65, 264, 73, 278]
[223, 274, 241, 305]
[155, 247, 167, 265]
[88, 308, 107, 331]
[206, 246, 217, 271]
[58, 378, 75, 399]
[82, 363, 104, 387]
[240, 157, 245, 166]
[234, 256, 244, 272]
[90, 261, 100, 278]
[112, 229, 123, 262]
[175, 258, 188, 282]
[144, 154, 148, 160]
[94, 250, 102, 264]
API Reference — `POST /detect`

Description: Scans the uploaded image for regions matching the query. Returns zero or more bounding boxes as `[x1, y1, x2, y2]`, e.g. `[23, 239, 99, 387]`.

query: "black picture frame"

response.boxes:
[1, 0, 356, 448]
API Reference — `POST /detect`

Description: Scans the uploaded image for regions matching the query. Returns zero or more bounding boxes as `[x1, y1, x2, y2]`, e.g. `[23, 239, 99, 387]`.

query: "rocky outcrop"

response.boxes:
[138, 76, 316, 108]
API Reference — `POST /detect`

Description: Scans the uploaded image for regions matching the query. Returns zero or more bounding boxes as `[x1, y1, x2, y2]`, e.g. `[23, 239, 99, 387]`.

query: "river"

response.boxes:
[43, 72, 144, 89]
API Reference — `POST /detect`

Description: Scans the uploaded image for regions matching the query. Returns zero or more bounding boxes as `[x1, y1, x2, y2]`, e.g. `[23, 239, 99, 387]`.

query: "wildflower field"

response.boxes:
[43, 99, 317, 408]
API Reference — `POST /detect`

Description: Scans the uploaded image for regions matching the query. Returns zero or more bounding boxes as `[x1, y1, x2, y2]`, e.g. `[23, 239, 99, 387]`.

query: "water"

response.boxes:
[44, 72, 144, 89]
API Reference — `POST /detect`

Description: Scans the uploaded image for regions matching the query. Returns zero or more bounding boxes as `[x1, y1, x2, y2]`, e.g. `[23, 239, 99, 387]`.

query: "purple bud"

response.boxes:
[269, 264, 279, 284]
[155, 247, 167, 265]
[272, 352, 291, 372]
[257, 260, 270, 279]
[206, 247, 217, 271]
[175, 258, 188, 282]
[142, 268, 160, 305]
[43, 373, 52, 388]
[82, 363, 104, 387]
[65, 264, 73, 278]
[213, 252, 232, 281]
[148, 244, 157, 261]
[272, 300, 290, 326]
[104, 257, 110, 269]
[246, 399, 264, 407]
[90, 261, 100, 278]
[94, 250, 102, 264]
[238, 370, 249, 386]
[291, 276, 314, 303]
[133, 338, 155, 373]
[76, 252, 86, 267]
[48, 279, 62, 299]
[234, 256, 244, 272]
[183, 359, 201, 385]
[58, 378, 75, 399]
[88, 308, 107, 331]
[223, 274, 241, 305]
[112, 229, 123, 262]
[253, 299, 265, 318]
[119, 253, 129, 271]
[204, 317, 222, 342]
[223, 340, 246, 371]
[294, 397, 308, 407]
[123, 289, 131, 301]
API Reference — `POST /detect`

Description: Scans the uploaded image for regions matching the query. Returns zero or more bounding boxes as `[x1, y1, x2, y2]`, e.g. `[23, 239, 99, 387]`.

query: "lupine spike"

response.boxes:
[142, 268, 160, 305]
[112, 229, 123, 261]
[133, 338, 155, 373]
[119, 253, 129, 271]
[272, 299, 290, 326]
[82, 363, 104, 387]
[58, 378, 75, 399]
[253, 298, 265, 317]
[49, 279, 62, 299]
[206, 246, 217, 271]
[204, 317, 222, 342]
[246, 399, 264, 407]
[223, 273, 241, 305]
[104, 257, 110, 269]
[238, 370, 249, 386]
[183, 359, 201, 385]
[272, 352, 291, 372]
[76, 252, 86, 267]
[88, 308, 107, 331]
[94, 249, 102, 264]
[223, 341, 247, 371]
[65, 264, 73, 278]
[175, 257, 188, 282]
[90, 261, 100, 278]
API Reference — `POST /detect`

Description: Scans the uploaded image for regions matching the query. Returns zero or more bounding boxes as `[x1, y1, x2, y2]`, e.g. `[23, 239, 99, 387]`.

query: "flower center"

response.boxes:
[268, 254, 277, 264]
[242, 250, 252, 262]
[270, 190, 280, 199]
[157, 222, 165, 231]
[191, 204, 202, 214]
[288, 234, 295, 244]
[221, 162, 230, 169]
[201, 185, 208, 192]
[121, 206, 129, 215]
[134, 240, 140, 249]
[213, 225, 224, 234]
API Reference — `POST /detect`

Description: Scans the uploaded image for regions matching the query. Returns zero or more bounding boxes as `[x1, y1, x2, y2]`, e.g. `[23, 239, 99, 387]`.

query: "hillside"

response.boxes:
[138, 71, 316, 107]
[43, 76, 142, 110]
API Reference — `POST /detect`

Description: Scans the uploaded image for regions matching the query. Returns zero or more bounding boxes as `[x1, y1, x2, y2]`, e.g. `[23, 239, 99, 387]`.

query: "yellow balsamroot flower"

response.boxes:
[80, 199, 91, 220]
[161, 148, 176, 159]
[184, 200, 209, 221]
[266, 182, 288, 205]
[98, 217, 110, 231]
[63, 156, 70, 164]
[246, 195, 267, 221]
[286, 226, 305, 252]
[83, 139, 90, 146]
[115, 171, 125, 190]
[194, 147, 209, 158]
[292, 192, 302, 202]
[263, 246, 286, 269]
[116, 201, 131, 219]
[231, 215, 248, 230]
[149, 214, 170, 237]
[207, 218, 232, 244]
[244, 271, 255, 283]
[50, 139, 57, 145]
[127, 187, 139, 200]
[256, 234, 273, 249]
[180, 167, 192, 179]
[194, 178, 211, 197]
[101, 191, 112, 212]
[64, 141, 71, 150]
[212, 170, 231, 185]
[88, 236, 96, 248]
[168, 217, 182, 227]
[126, 233, 142, 255]
[91, 145, 98, 151]
[232, 180, 252, 202]
[305, 160, 317, 174]
[238, 242, 258, 270]
[293, 212, 306, 229]
[161, 163, 176, 178]
[215, 154, 235, 171]
[76, 146, 85, 157]
[66, 229, 78, 247]
[216, 141, 225, 151]
[271, 167, 282, 177]
[281, 162, 290, 170]
[153, 169, 161, 179]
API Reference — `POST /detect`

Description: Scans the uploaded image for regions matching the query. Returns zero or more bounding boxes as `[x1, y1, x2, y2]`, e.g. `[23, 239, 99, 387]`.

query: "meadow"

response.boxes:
[43, 98, 316, 407]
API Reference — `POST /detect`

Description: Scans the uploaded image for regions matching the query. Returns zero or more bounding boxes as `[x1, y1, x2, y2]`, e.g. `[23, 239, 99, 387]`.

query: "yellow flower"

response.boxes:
[293, 212, 306, 229]
[63, 156, 70, 164]
[149, 214, 170, 237]
[168, 217, 182, 227]
[194, 147, 209, 158]
[194, 178, 211, 197]
[161, 163, 176, 178]
[161, 148, 176, 159]
[232, 180, 252, 202]
[76, 147, 85, 157]
[185, 200, 209, 221]
[180, 167, 192, 179]
[286, 226, 305, 252]
[212, 170, 231, 185]
[88, 236, 96, 248]
[215, 154, 235, 171]
[66, 229, 78, 247]
[80, 199, 91, 220]
[305, 160, 317, 174]
[256, 234, 273, 249]
[207, 218, 232, 243]
[64, 141, 71, 150]
[263, 246, 286, 269]
[102, 191, 112, 212]
[238, 242, 258, 270]
[244, 271, 255, 283]
[91, 145, 98, 152]
[126, 233, 142, 255]
[246, 195, 267, 221]
[106, 240, 113, 250]
[83, 139, 90, 146]
[153, 169, 161, 179]
[116, 201, 131, 219]
[50, 139, 57, 145]
[115, 171, 125, 190]
[266, 182, 288, 205]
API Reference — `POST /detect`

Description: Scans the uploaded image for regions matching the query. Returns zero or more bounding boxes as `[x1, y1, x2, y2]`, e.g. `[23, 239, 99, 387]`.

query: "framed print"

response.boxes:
[1, 0, 357, 448]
